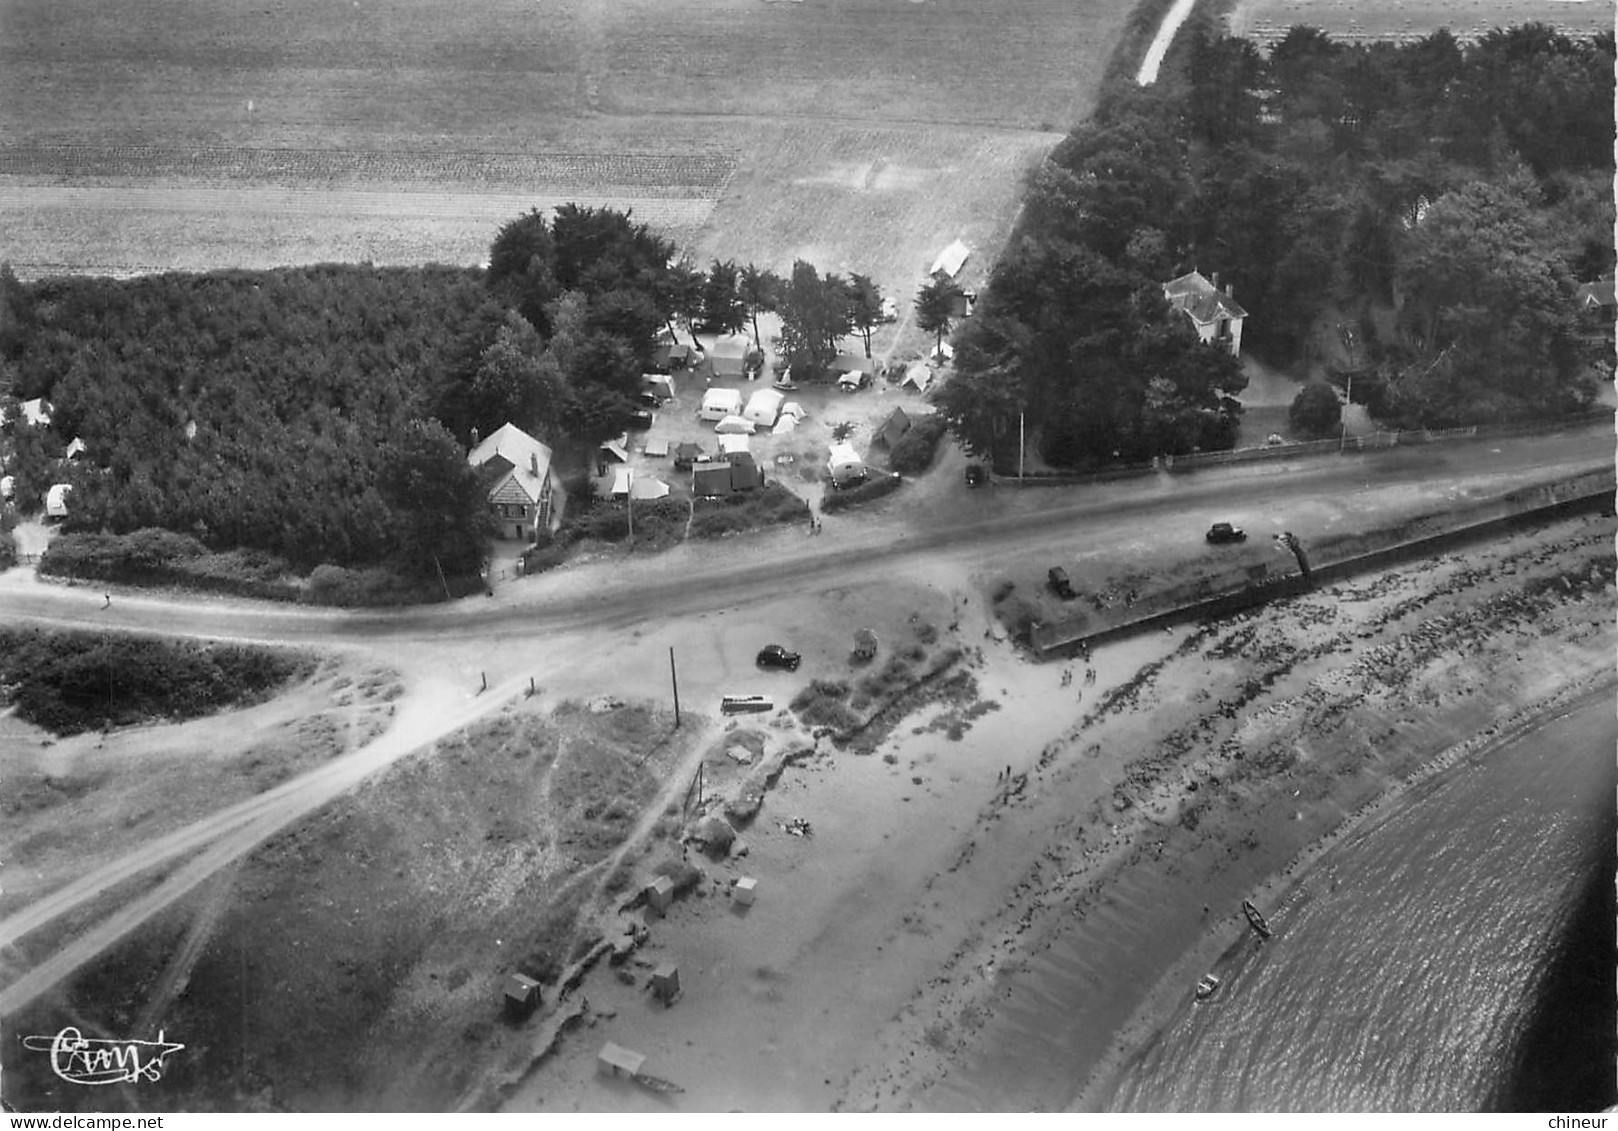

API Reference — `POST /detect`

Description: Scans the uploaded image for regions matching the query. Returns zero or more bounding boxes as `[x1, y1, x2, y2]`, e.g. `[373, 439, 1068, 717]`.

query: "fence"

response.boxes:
[993, 410, 1611, 487]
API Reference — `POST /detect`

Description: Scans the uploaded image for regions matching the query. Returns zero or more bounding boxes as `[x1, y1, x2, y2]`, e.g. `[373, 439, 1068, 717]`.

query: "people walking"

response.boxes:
[102, 594, 111, 609]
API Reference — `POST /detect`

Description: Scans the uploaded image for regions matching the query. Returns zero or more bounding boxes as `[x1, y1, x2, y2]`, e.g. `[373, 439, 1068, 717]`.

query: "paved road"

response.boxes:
[0, 423, 1606, 1011]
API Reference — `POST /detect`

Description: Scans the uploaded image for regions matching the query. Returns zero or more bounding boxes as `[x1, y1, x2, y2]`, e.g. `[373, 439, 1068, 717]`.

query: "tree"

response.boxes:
[380, 418, 496, 581]
[776, 260, 849, 376]
[1396, 176, 1598, 420]
[915, 277, 963, 360]
[485, 210, 558, 333]
[699, 259, 747, 335]
[846, 273, 885, 359]
[738, 263, 782, 347]
[1289, 382, 1342, 437]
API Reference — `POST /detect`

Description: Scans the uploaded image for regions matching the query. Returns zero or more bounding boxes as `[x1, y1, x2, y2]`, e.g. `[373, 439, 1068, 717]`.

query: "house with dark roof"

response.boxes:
[467, 422, 565, 541]
[1163, 270, 1247, 356]
[693, 462, 733, 498]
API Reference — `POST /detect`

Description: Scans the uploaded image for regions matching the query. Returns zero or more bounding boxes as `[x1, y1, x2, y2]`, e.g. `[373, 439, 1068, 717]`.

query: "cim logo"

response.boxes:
[21, 1028, 186, 1086]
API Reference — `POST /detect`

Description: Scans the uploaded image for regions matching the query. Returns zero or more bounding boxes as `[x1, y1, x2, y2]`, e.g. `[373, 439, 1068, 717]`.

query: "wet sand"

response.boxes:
[509, 509, 1613, 1112]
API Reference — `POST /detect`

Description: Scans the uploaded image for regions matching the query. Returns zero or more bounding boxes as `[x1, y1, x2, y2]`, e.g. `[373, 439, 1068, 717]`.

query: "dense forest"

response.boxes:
[0, 204, 879, 587]
[937, 22, 1615, 468]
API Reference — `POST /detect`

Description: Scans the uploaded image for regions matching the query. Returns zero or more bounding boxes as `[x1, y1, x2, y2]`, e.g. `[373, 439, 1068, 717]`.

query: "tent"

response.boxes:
[709, 332, 754, 378]
[714, 414, 756, 435]
[832, 352, 876, 375]
[0, 475, 12, 500]
[929, 239, 970, 279]
[901, 362, 934, 392]
[693, 463, 733, 497]
[19, 398, 52, 427]
[644, 373, 676, 401]
[729, 451, 763, 491]
[743, 387, 784, 427]
[643, 437, 669, 458]
[827, 442, 865, 486]
[672, 441, 705, 469]
[630, 476, 670, 501]
[64, 437, 86, 460]
[610, 468, 632, 497]
[771, 414, 798, 436]
[930, 341, 955, 363]
[837, 370, 868, 391]
[599, 435, 630, 463]
[718, 433, 751, 456]
[875, 407, 912, 448]
[780, 401, 807, 421]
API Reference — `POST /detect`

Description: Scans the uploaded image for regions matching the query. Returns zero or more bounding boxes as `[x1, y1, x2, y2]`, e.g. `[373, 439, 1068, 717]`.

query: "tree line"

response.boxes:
[933, 22, 1613, 468]
[0, 207, 892, 584]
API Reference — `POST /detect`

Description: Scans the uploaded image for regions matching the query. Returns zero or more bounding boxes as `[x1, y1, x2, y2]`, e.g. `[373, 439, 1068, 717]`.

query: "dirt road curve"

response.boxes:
[0, 425, 1606, 1013]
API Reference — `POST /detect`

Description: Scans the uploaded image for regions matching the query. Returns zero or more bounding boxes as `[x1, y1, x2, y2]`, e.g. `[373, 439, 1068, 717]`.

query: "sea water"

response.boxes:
[1104, 691, 1617, 1111]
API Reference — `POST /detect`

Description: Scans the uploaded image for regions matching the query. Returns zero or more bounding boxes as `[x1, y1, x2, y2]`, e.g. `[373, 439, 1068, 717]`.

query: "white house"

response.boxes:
[467, 422, 565, 542]
[1163, 270, 1247, 356]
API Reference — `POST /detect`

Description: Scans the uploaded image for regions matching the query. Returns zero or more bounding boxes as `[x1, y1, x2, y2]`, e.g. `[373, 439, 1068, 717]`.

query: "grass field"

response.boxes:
[1225, 0, 1615, 45]
[0, 0, 1132, 286]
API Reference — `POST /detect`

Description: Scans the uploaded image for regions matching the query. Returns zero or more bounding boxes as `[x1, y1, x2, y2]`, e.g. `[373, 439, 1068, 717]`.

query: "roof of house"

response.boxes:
[875, 406, 912, 448]
[1163, 271, 1248, 324]
[468, 423, 555, 505]
[1576, 280, 1617, 308]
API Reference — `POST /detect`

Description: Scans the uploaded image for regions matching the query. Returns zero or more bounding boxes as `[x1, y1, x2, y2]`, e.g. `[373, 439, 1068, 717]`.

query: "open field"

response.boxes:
[1225, 0, 1616, 45]
[0, 0, 1127, 287]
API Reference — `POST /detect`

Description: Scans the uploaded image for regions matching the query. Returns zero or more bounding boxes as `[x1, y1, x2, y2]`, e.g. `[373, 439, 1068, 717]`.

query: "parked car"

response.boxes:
[1205, 522, 1247, 544]
[627, 410, 655, 430]
[964, 463, 987, 488]
[756, 644, 801, 671]
[1047, 567, 1077, 600]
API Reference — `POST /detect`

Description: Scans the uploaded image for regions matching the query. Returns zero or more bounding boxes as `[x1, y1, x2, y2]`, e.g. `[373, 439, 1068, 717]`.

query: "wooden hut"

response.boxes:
[503, 973, 541, 1020]
[651, 962, 682, 1006]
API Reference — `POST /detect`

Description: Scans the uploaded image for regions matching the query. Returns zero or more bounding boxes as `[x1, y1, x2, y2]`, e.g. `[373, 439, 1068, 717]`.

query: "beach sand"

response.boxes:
[507, 508, 1614, 1112]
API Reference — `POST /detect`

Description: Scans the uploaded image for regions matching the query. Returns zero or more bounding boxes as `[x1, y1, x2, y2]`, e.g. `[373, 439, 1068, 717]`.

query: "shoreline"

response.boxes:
[1073, 672, 1618, 1112]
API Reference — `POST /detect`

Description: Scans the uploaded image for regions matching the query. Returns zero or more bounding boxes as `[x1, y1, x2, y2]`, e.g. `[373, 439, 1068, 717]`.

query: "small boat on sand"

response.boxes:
[1195, 974, 1220, 1001]
[1243, 899, 1273, 939]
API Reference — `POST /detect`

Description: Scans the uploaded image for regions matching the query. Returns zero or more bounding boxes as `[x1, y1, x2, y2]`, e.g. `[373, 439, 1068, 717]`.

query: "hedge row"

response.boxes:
[820, 472, 904, 513]
[887, 416, 950, 474]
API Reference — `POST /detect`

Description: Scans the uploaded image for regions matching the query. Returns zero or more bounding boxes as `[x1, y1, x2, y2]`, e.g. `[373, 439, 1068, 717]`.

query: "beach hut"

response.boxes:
[598, 1042, 646, 1078]
[651, 963, 682, 1006]
[504, 973, 541, 1021]
[732, 877, 758, 907]
[645, 874, 675, 915]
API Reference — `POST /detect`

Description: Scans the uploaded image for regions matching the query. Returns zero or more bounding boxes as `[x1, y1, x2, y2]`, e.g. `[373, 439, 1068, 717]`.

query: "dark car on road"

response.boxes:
[1205, 522, 1247, 544]
[756, 644, 801, 671]
[964, 463, 987, 488]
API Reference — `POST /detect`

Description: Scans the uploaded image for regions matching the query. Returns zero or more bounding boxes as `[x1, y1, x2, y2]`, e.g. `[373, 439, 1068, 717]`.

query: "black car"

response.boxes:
[756, 644, 801, 671]
[1205, 522, 1247, 544]
[627, 409, 655, 431]
[964, 463, 987, 488]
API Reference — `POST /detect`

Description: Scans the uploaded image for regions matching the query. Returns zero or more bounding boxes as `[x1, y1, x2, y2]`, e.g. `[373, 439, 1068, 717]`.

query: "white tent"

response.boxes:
[929, 239, 970, 279]
[930, 341, 955, 363]
[630, 476, 670, 501]
[901, 363, 934, 392]
[718, 434, 752, 456]
[0, 475, 13, 500]
[610, 468, 632, 497]
[64, 436, 86, 460]
[709, 332, 754, 378]
[700, 387, 744, 421]
[781, 401, 807, 421]
[714, 414, 756, 435]
[20, 398, 52, 427]
[743, 387, 784, 427]
[771, 415, 798, 436]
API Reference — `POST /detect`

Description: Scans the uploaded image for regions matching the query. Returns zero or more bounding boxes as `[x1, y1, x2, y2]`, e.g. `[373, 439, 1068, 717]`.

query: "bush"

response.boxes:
[39, 528, 207, 582]
[820, 472, 903, 513]
[689, 482, 808, 539]
[0, 627, 313, 735]
[0, 528, 14, 571]
[302, 564, 438, 607]
[887, 416, 949, 474]
[1289, 383, 1343, 438]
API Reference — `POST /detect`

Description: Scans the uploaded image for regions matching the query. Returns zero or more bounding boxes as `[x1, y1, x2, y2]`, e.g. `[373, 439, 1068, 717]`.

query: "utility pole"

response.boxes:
[1018, 411, 1025, 485]
[626, 469, 634, 544]
[669, 646, 681, 727]
[1339, 370, 1354, 452]
[431, 552, 452, 602]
